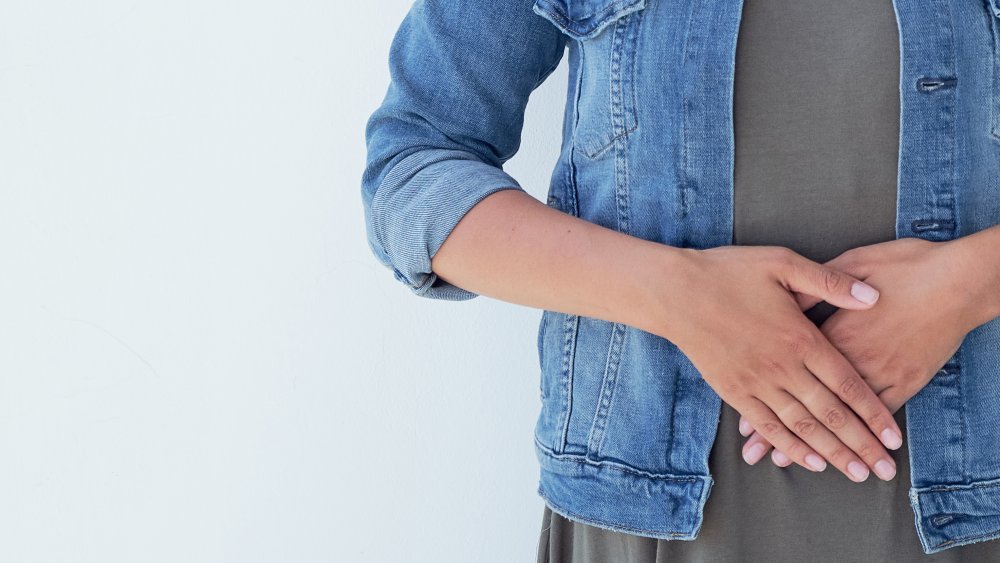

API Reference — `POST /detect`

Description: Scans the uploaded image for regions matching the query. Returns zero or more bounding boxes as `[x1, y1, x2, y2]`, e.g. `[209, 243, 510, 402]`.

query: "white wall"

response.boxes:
[0, 2, 567, 562]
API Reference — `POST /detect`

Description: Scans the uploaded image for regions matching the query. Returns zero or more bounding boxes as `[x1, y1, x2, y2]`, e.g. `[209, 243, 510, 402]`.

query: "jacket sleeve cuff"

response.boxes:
[368, 148, 527, 301]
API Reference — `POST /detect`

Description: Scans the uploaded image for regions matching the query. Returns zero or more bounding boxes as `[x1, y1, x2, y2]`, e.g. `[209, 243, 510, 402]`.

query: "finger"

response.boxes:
[768, 387, 888, 482]
[782, 364, 898, 482]
[740, 418, 799, 470]
[739, 416, 796, 469]
[741, 431, 785, 467]
[798, 246, 877, 311]
[779, 253, 880, 310]
[803, 331, 904, 451]
[877, 386, 907, 415]
[739, 398, 828, 473]
[741, 423, 811, 471]
[771, 447, 795, 468]
[823, 248, 875, 280]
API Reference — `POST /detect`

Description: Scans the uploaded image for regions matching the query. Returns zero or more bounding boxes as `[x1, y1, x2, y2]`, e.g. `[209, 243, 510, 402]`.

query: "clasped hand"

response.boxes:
[661, 233, 998, 485]
[732, 237, 997, 480]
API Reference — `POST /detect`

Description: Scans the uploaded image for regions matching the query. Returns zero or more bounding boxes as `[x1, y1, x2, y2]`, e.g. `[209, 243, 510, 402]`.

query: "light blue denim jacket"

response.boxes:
[361, 0, 1000, 554]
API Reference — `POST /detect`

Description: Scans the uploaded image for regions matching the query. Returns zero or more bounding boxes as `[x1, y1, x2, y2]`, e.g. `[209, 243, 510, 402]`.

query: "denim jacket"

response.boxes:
[361, 0, 1000, 554]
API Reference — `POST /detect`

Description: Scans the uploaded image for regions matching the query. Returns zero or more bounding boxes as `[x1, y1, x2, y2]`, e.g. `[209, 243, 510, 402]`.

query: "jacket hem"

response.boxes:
[534, 439, 714, 540]
[909, 476, 1000, 554]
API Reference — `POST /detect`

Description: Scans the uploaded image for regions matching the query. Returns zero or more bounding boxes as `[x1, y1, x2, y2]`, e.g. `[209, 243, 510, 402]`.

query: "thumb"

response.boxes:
[796, 249, 874, 312]
[781, 255, 880, 310]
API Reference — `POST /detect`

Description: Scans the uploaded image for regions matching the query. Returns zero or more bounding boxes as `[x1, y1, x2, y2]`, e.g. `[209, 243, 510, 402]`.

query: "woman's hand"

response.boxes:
[659, 246, 903, 483]
[738, 234, 1000, 474]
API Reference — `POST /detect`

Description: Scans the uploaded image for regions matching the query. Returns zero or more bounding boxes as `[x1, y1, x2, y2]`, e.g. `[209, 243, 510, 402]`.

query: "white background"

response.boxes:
[0, 2, 568, 561]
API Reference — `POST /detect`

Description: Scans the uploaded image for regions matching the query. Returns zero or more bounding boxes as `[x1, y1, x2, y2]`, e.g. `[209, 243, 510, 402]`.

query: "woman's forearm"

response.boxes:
[431, 187, 906, 480]
[430, 188, 687, 338]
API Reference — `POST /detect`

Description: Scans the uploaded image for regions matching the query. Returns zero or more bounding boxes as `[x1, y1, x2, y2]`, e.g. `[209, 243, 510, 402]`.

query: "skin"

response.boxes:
[737, 227, 1000, 476]
[430, 188, 905, 483]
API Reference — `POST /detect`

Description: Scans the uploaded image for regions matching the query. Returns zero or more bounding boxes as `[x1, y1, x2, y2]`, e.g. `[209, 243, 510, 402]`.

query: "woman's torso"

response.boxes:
[536, 0, 1000, 559]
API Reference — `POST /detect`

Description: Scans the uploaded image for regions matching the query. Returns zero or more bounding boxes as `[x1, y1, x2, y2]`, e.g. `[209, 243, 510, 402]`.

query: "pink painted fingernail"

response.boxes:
[874, 459, 896, 481]
[848, 461, 870, 482]
[851, 281, 879, 305]
[744, 443, 766, 465]
[881, 428, 903, 450]
[805, 453, 827, 472]
[772, 449, 790, 466]
[739, 419, 752, 436]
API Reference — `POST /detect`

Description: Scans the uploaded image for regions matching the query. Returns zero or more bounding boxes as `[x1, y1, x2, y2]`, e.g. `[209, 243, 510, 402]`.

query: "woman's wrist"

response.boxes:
[944, 226, 1000, 331]
[627, 244, 702, 341]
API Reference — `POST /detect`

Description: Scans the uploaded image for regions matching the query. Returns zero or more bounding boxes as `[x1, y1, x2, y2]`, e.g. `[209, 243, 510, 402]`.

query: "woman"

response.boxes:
[361, 0, 1000, 559]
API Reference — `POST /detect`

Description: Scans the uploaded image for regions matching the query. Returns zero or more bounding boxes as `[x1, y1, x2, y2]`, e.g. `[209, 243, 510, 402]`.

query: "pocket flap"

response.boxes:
[532, 0, 646, 40]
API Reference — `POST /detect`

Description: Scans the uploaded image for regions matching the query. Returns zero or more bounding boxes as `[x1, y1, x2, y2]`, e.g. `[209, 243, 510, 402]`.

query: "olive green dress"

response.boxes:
[535, 0, 1000, 560]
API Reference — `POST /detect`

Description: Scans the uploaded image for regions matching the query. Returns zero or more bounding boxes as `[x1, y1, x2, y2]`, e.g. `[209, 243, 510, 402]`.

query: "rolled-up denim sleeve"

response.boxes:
[360, 0, 567, 300]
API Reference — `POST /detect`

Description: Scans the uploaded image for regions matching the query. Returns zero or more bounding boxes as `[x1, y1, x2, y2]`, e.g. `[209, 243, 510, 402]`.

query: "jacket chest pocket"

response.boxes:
[532, 0, 647, 159]
[991, 0, 1000, 140]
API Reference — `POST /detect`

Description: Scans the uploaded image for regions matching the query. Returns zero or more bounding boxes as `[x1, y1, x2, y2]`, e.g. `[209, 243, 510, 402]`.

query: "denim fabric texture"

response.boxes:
[360, 0, 1000, 554]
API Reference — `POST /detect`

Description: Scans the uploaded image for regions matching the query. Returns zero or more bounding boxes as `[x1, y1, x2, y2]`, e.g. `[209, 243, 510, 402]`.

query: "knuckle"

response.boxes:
[719, 378, 741, 398]
[856, 442, 880, 461]
[759, 419, 782, 438]
[770, 246, 799, 269]
[783, 328, 818, 356]
[783, 440, 807, 459]
[821, 268, 846, 294]
[793, 417, 819, 437]
[836, 249, 862, 271]
[771, 246, 795, 261]
[759, 357, 787, 378]
[823, 405, 848, 429]
[828, 446, 851, 463]
[901, 365, 927, 384]
[839, 376, 863, 403]
[866, 411, 887, 430]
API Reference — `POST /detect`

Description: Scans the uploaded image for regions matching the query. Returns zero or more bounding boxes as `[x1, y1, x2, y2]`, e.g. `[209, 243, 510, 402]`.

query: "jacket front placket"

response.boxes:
[890, 0, 984, 553]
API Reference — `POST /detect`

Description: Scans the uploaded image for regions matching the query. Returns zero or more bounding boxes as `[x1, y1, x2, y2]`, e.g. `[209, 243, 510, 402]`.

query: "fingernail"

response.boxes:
[772, 449, 790, 466]
[744, 443, 766, 465]
[848, 461, 870, 482]
[851, 281, 879, 305]
[739, 420, 752, 436]
[805, 453, 827, 472]
[874, 459, 896, 481]
[881, 428, 903, 450]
